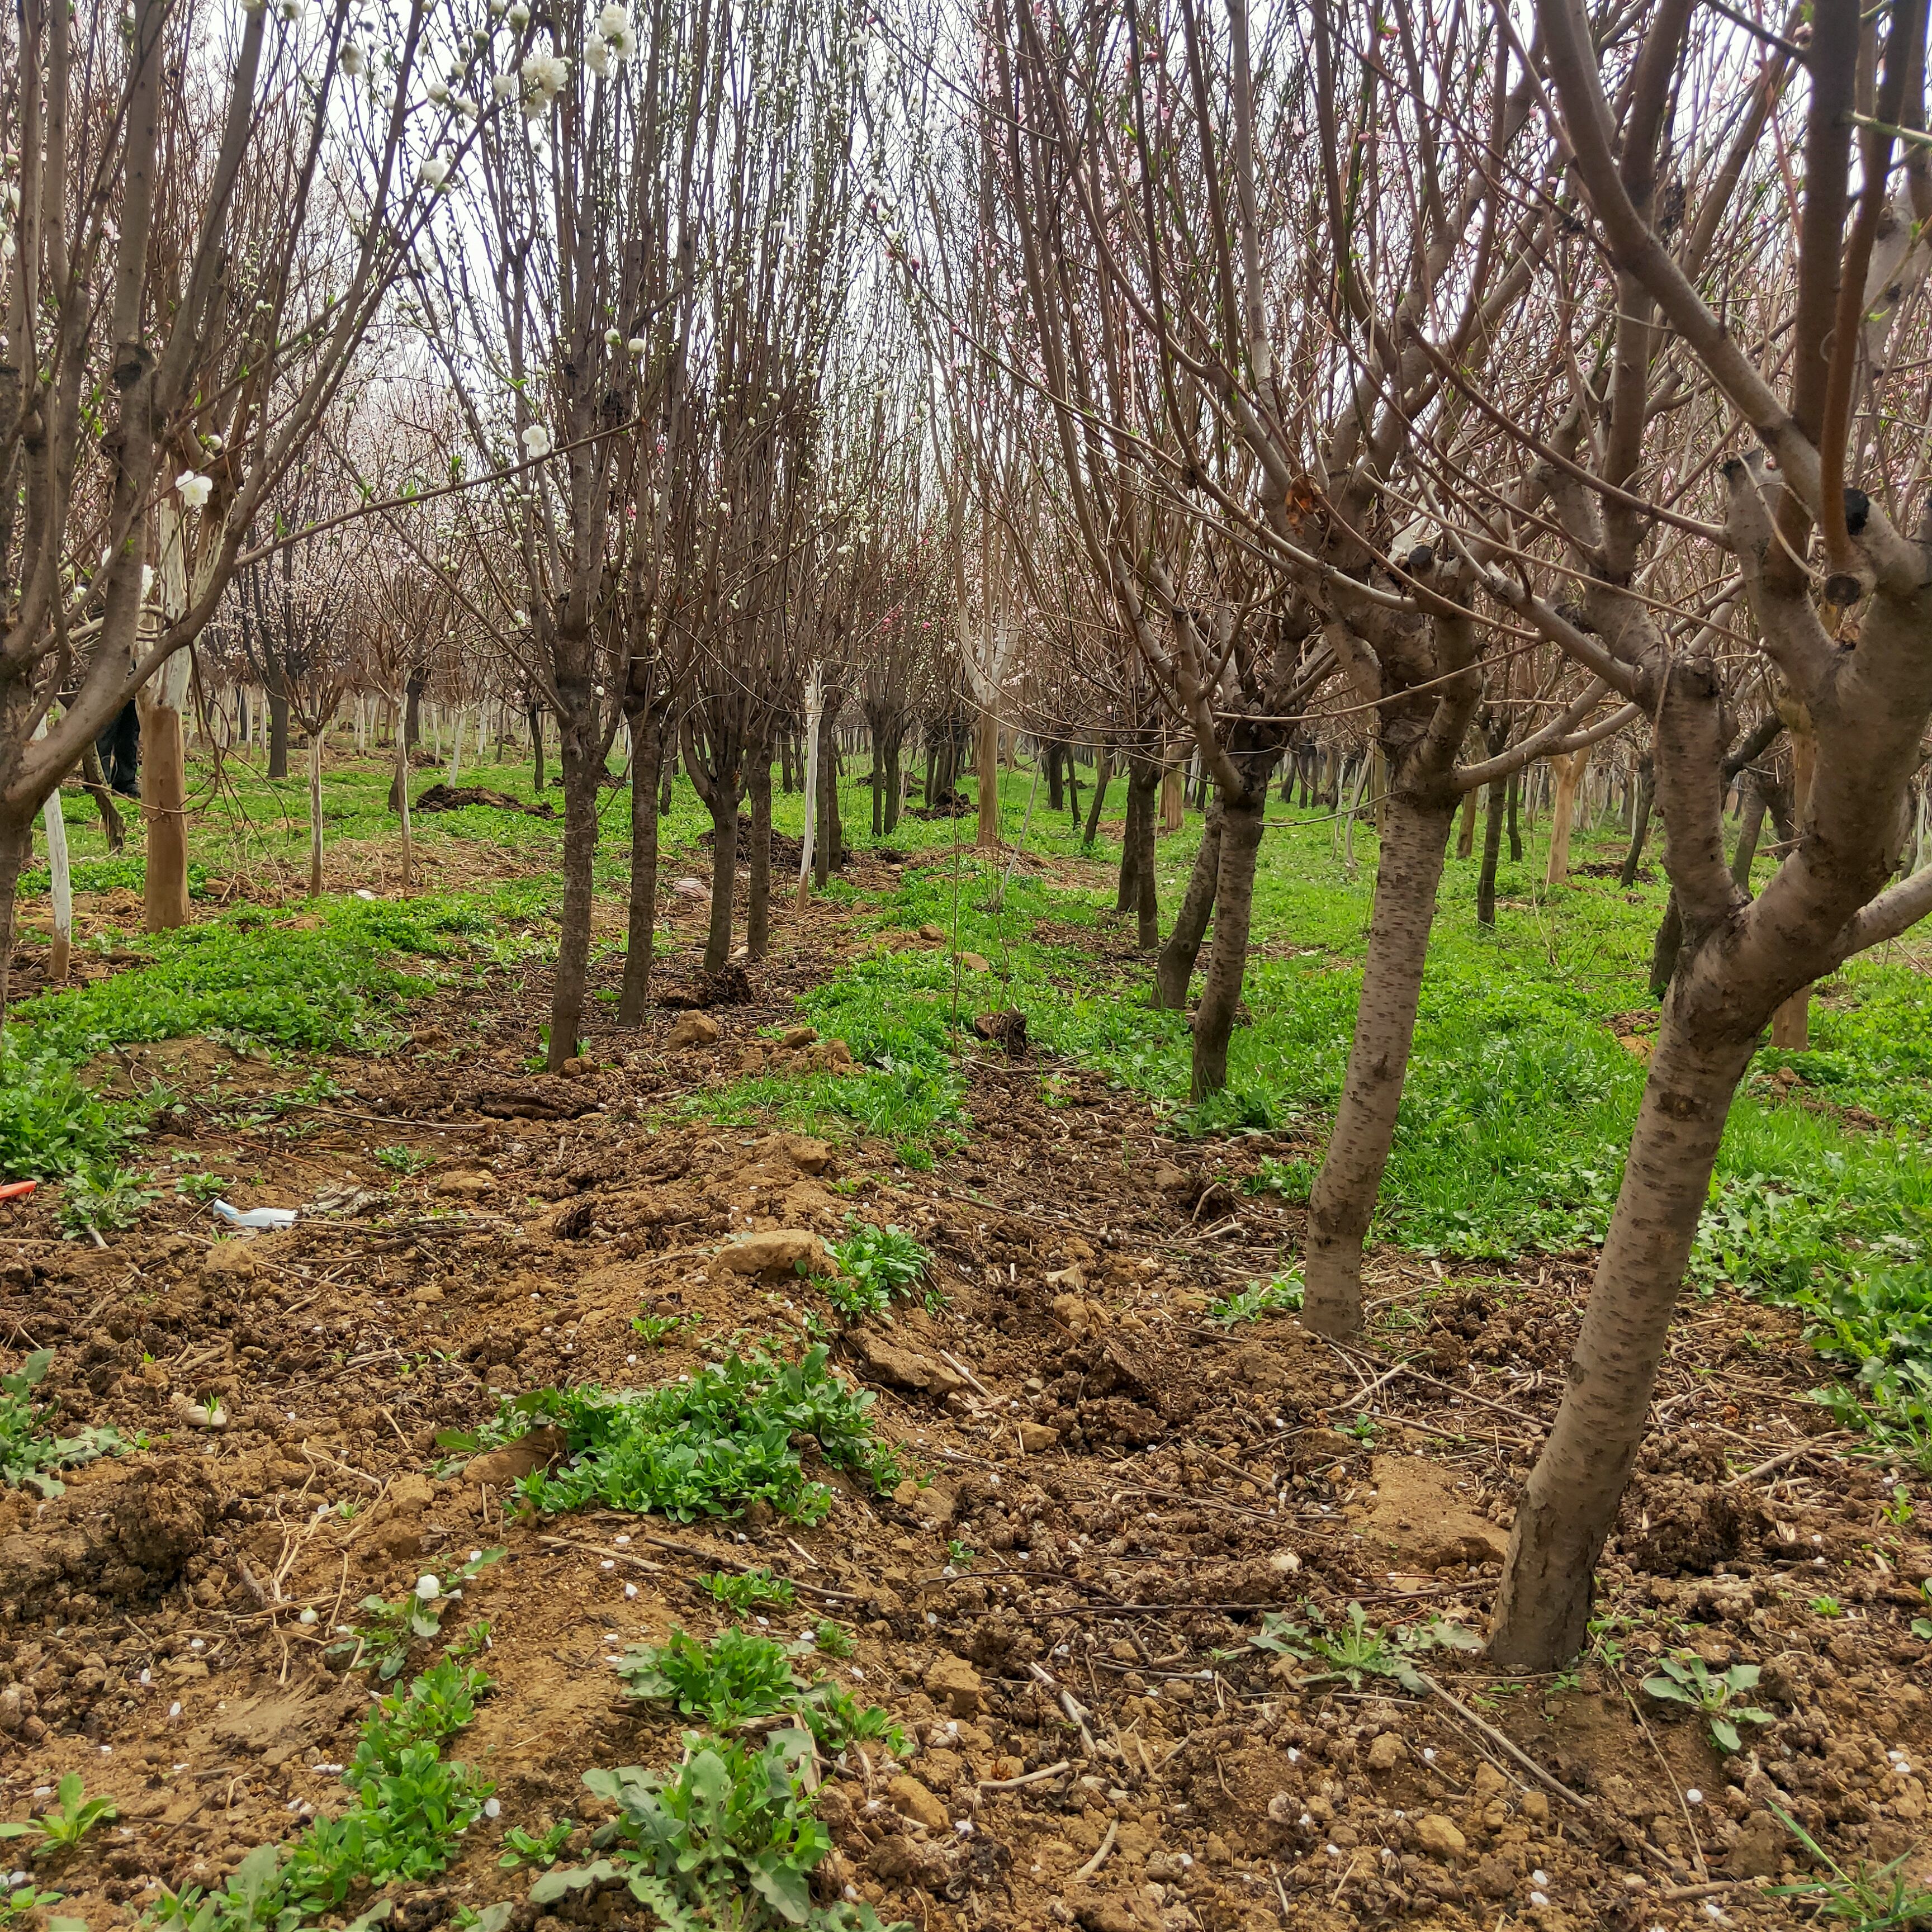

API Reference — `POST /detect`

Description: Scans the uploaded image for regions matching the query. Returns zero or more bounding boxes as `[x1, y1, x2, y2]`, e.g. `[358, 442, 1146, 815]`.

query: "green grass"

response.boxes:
[470, 1343, 903, 1523]
[12, 734, 1931, 1451]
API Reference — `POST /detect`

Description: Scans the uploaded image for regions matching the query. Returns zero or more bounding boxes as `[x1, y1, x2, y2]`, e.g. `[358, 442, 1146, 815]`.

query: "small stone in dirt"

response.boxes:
[433, 1170, 494, 1197]
[924, 1653, 985, 1717]
[911, 1486, 956, 1528]
[666, 1012, 722, 1050]
[719, 1228, 828, 1277]
[780, 1026, 818, 1050]
[1152, 1162, 1187, 1191]
[1366, 1732, 1405, 1773]
[845, 1328, 963, 1396]
[203, 1241, 256, 1281]
[958, 952, 990, 973]
[887, 1773, 949, 1831]
[463, 1426, 569, 1488]
[1016, 1422, 1059, 1454]
[562, 1055, 597, 1078]
[373, 1520, 422, 1559]
[779, 1134, 832, 1173]
[1472, 1851, 1517, 1898]
[1416, 1814, 1467, 1861]
[1071, 1897, 1159, 1932]
[918, 922, 946, 943]
[1725, 1808, 1783, 1878]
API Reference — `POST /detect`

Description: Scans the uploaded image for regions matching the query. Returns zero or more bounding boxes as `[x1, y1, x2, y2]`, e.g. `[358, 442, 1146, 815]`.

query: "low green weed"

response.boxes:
[1210, 1273, 1305, 1325]
[1244, 1602, 1481, 1693]
[699, 1568, 795, 1612]
[58, 1163, 158, 1238]
[822, 1218, 935, 1320]
[615, 1627, 907, 1755]
[0, 1038, 130, 1182]
[499, 1343, 902, 1523]
[617, 1626, 799, 1731]
[536, 1731, 906, 1932]
[1246, 1156, 1314, 1202]
[1768, 1803, 1932, 1927]
[809, 1618, 855, 1659]
[147, 1660, 493, 1932]
[0, 1350, 122, 1496]
[0, 1884, 72, 1926]
[326, 1548, 501, 1682]
[0, 1774, 117, 1857]
[498, 1820, 575, 1871]
[1641, 1652, 1775, 1754]
[632, 1311, 702, 1346]
[373, 1145, 430, 1176]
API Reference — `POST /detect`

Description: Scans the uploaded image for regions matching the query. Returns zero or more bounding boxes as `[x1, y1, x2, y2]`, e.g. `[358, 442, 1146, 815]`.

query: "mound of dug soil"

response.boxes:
[414, 782, 555, 818]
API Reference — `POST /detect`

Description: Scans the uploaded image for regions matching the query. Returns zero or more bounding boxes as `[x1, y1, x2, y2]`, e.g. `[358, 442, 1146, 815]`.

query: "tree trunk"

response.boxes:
[883, 736, 903, 834]
[1487, 1020, 1755, 1668]
[1543, 747, 1590, 887]
[1046, 742, 1064, 813]
[266, 686, 291, 781]
[140, 680, 192, 933]
[546, 704, 602, 1072]
[870, 730, 884, 837]
[1190, 789, 1265, 1098]
[1455, 787, 1478, 860]
[1064, 748, 1080, 826]
[1134, 790, 1159, 948]
[976, 706, 1000, 849]
[704, 788, 742, 972]
[1770, 724, 1818, 1048]
[815, 705, 842, 889]
[1083, 751, 1111, 847]
[1648, 893, 1683, 1000]
[1477, 780, 1507, 928]
[618, 710, 665, 1025]
[80, 744, 125, 853]
[527, 705, 544, 794]
[1154, 796, 1222, 1010]
[1118, 759, 1160, 922]
[1730, 785, 1768, 891]
[1304, 793, 1458, 1336]
[1619, 758, 1656, 886]
[0, 813, 27, 1033]
[1507, 770, 1523, 860]
[747, 751, 773, 961]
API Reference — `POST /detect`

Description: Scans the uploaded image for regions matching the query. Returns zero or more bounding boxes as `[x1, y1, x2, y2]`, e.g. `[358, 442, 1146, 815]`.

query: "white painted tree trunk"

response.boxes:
[309, 730, 325, 897]
[797, 665, 823, 911]
[31, 718, 72, 983]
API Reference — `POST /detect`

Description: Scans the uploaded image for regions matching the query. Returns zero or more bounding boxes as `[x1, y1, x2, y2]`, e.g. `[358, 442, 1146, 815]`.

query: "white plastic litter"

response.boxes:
[212, 1200, 298, 1230]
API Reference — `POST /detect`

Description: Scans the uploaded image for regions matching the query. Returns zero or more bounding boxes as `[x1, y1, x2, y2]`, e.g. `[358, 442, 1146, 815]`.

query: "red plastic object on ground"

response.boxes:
[0, 1181, 37, 1202]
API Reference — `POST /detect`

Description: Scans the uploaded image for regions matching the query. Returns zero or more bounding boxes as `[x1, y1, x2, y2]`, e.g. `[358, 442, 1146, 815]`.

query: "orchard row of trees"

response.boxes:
[4, 0, 1931, 1668]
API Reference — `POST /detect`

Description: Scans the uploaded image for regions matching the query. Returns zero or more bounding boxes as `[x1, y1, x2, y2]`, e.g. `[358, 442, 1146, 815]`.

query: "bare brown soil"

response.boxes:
[1, 887, 1928, 1932]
